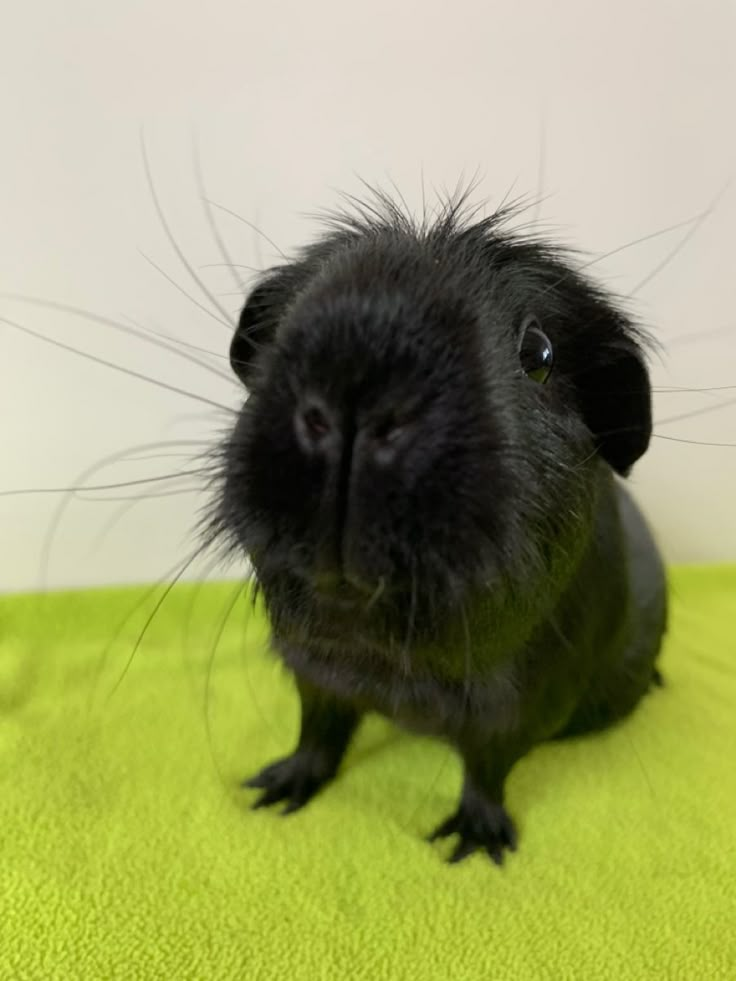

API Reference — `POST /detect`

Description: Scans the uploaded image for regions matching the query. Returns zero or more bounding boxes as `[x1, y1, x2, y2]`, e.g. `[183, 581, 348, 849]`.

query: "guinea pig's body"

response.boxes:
[212, 195, 667, 864]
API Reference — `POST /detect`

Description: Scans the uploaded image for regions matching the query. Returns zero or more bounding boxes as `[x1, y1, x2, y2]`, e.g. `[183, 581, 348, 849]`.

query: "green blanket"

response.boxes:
[1, 567, 735, 979]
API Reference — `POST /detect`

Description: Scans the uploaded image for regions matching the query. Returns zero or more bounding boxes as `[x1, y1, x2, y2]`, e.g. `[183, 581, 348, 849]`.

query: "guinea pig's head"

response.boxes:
[212, 199, 653, 651]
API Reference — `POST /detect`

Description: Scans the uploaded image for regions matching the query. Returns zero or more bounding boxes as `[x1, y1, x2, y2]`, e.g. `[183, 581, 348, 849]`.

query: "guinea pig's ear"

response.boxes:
[575, 338, 652, 476]
[229, 271, 293, 386]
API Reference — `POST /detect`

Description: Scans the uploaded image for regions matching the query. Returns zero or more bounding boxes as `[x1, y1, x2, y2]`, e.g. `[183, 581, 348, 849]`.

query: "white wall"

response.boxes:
[1, 0, 735, 591]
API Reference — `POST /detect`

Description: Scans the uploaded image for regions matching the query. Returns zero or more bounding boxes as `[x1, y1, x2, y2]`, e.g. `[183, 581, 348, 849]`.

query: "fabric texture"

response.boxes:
[1, 566, 734, 980]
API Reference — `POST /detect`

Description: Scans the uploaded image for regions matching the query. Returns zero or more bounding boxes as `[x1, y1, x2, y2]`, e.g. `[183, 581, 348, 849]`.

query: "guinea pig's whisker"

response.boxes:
[137, 250, 233, 332]
[365, 576, 386, 612]
[234, 585, 284, 745]
[125, 451, 205, 462]
[84, 552, 197, 712]
[94, 467, 222, 552]
[668, 322, 734, 348]
[399, 563, 418, 682]
[594, 420, 736, 448]
[87, 487, 206, 556]
[402, 745, 456, 837]
[139, 130, 235, 328]
[120, 314, 231, 363]
[1, 315, 234, 415]
[1, 435, 214, 496]
[630, 178, 732, 296]
[104, 547, 206, 703]
[549, 616, 575, 655]
[203, 580, 246, 798]
[571, 384, 736, 407]
[200, 261, 261, 273]
[174, 564, 216, 705]
[574, 213, 708, 281]
[0, 468, 210, 499]
[26, 442, 215, 590]
[459, 600, 474, 721]
[532, 114, 547, 229]
[533, 211, 705, 311]
[531, 182, 727, 315]
[654, 385, 736, 393]
[204, 199, 289, 263]
[79, 485, 205, 503]
[657, 396, 736, 427]
[191, 136, 249, 296]
[622, 728, 658, 800]
[654, 434, 736, 448]
[1, 294, 233, 383]
[570, 447, 600, 471]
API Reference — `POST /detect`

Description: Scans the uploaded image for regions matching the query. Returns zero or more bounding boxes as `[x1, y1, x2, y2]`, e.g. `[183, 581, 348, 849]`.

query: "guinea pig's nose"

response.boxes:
[294, 399, 336, 451]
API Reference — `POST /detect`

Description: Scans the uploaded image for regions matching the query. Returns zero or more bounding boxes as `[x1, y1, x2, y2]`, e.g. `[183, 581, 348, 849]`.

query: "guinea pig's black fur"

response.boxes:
[210, 193, 667, 865]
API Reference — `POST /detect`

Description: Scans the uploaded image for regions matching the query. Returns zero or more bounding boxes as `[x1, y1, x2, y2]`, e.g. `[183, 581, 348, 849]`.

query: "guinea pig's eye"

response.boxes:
[519, 316, 553, 384]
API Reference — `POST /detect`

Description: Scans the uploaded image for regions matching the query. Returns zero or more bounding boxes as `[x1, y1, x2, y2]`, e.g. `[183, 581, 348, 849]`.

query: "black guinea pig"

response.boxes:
[210, 193, 667, 865]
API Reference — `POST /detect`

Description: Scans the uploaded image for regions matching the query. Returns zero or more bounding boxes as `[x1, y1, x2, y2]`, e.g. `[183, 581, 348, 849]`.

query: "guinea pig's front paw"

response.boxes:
[428, 799, 518, 866]
[242, 750, 336, 815]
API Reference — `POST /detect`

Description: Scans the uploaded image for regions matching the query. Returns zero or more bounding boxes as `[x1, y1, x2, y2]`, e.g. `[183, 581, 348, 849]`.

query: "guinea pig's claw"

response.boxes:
[242, 752, 332, 814]
[428, 801, 517, 866]
[427, 813, 460, 842]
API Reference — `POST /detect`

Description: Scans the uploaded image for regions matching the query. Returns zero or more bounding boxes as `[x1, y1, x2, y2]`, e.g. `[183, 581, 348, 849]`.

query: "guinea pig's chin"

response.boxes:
[252, 554, 499, 656]
[255, 575, 384, 654]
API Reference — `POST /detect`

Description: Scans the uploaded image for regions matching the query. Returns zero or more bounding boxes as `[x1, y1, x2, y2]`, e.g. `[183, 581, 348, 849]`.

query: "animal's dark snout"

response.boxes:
[294, 395, 415, 469]
[289, 385, 425, 607]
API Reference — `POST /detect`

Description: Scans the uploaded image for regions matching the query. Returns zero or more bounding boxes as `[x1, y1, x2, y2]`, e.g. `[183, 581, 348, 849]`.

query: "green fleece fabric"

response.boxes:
[1, 566, 735, 980]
